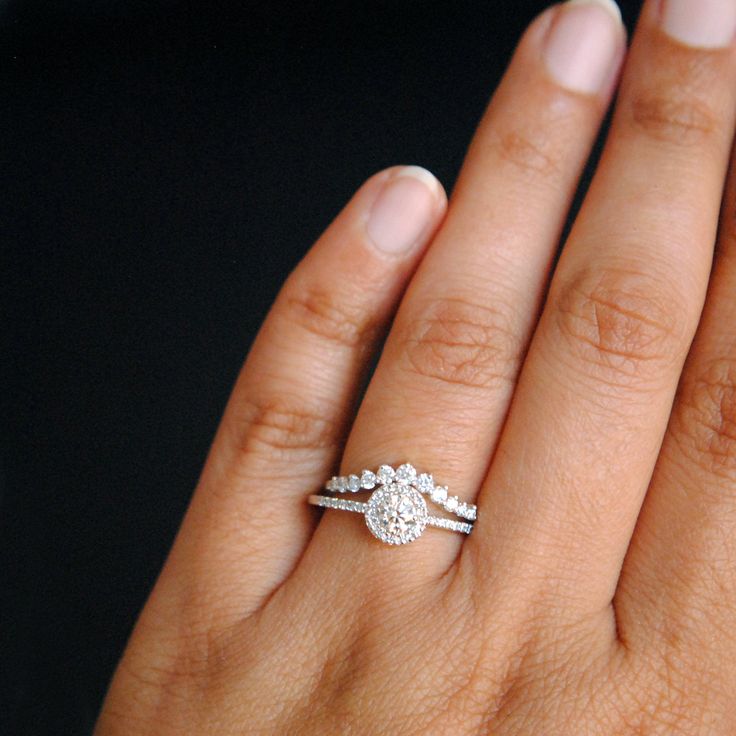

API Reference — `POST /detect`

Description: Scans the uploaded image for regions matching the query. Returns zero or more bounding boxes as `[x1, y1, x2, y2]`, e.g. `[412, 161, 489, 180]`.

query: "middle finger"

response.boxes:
[466, 0, 736, 623]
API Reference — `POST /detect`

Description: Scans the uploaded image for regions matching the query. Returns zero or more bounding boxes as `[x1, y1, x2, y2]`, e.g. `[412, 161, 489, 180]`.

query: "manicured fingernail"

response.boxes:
[543, 0, 624, 95]
[661, 0, 736, 48]
[366, 166, 441, 254]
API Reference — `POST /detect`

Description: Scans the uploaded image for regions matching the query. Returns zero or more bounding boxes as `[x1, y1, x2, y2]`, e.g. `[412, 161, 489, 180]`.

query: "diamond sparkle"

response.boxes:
[431, 485, 448, 503]
[360, 469, 377, 489]
[395, 463, 417, 485]
[416, 473, 434, 493]
[376, 465, 396, 485]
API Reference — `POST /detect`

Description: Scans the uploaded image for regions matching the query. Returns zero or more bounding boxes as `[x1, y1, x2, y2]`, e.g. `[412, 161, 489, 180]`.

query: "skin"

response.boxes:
[96, 2, 736, 734]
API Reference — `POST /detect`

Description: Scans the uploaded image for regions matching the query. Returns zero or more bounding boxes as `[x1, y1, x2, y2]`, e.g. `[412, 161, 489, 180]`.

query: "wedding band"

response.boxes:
[325, 463, 477, 521]
[309, 490, 473, 545]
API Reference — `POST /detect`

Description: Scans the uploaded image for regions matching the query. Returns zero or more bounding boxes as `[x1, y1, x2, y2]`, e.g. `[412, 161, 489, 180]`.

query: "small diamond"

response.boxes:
[456, 502, 467, 516]
[395, 463, 417, 485]
[376, 465, 395, 484]
[466, 507, 477, 521]
[326, 477, 338, 491]
[360, 470, 377, 489]
[415, 473, 434, 493]
[347, 474, 361, 492]
[430, 485, 448, 502]
[335, 476, 348, 491]
[445, 496, 459, 512]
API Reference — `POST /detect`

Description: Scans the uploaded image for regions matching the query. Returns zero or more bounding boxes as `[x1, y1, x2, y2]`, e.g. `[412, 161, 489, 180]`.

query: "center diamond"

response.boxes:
[365, 484, 428, 545]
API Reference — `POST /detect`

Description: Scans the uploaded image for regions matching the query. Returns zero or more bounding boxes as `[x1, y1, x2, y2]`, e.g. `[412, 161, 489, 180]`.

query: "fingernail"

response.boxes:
[543, 0, 624, 95]
[366, 166, 441, 255]
[660, 0, 736, 49]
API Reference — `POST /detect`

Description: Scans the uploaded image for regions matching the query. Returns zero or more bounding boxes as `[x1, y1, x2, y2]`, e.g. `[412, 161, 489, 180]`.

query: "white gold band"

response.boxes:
[309, 491, 474, 545]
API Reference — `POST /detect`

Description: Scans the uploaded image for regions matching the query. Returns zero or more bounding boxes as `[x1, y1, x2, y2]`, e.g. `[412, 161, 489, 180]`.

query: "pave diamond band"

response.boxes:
[325, 463, 477, 521]
[309, 493, 474, 545]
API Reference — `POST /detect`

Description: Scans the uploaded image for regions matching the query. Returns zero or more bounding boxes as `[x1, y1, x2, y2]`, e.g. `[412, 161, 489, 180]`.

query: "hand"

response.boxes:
[96, 1, 736, 733]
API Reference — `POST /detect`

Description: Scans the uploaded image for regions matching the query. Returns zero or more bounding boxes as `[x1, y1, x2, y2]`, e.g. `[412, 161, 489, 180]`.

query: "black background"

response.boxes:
[2, 1, 642, 732]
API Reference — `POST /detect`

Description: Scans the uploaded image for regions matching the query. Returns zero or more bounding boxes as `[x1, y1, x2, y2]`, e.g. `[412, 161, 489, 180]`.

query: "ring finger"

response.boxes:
[303, 0, 626, 576]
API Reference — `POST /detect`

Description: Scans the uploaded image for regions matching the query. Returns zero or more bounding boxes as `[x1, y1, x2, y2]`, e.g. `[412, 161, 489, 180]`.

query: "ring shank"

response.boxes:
[308, 494, 473, 534]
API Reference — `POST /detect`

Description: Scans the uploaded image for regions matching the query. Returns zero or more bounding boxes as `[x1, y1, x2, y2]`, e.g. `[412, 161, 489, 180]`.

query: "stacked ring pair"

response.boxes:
[308, 463, 476, 545]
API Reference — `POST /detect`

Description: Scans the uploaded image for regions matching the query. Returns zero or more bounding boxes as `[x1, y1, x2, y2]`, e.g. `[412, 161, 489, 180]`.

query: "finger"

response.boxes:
[301, 0, 626, 577]
[465, 0, 736, 623]
[615, 140, 736, 654]
[152, 166, 446, 621]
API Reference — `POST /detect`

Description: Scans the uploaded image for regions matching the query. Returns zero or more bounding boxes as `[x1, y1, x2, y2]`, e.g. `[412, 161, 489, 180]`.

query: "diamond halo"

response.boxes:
[364, 483, 428, 545]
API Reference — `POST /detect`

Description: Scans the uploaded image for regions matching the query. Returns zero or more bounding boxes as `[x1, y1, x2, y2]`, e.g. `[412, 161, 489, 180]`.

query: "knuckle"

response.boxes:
[230, 394, 341, 462]
[552, 267, 684, 384]
[101, 629, 217, 734]
[615, 696, 708, 736]
[673, 358, 736, 482]
[629, 88, 721, 147]
[616, 648, 722, 736]
[398, 295, 520, 391]
[284, 279, 382, 349]
[493, 124, 562, 178]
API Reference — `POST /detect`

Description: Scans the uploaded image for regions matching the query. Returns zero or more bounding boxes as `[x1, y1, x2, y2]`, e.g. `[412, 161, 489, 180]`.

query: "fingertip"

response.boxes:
[567, 0, 622, 25]
[365, 165, 445, 256]
[393, 165, 447, 206]
[542, 0, 626, 96]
